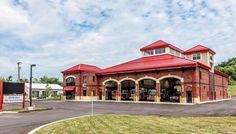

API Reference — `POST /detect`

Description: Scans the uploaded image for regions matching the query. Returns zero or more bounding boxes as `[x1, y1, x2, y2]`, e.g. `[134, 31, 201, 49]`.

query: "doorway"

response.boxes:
[186, 91, 192, 103]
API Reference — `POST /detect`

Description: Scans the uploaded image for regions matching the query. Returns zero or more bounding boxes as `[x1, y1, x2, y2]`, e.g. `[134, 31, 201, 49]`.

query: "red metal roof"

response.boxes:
[184, 45, 216, 54]
[62, 64, 101, 74]
[140, 40, 184, 53]
[98, 54, 209, 75]
[214, 69, 229, 78]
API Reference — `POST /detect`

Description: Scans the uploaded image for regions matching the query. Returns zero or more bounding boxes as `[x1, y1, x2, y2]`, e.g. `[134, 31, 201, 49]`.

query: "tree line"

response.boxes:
[0, 75, 62, 85]
[215, 57, 236, 85]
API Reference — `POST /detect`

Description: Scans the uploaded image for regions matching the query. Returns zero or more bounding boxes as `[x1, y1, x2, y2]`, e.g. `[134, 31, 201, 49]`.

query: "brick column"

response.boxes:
[117, 84, 121, 101]
[155, 82, 160, 102]
[102, 86, 106, 100]
[180, 83, 186, 103]
[134, 83, 139, 102]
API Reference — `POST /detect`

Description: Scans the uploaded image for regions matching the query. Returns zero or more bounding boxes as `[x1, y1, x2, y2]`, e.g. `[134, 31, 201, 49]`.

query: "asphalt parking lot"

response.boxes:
[0, 98, 236, 134]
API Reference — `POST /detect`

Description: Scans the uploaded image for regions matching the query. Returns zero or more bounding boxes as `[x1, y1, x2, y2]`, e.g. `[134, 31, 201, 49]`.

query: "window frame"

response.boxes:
[82, 75, 87, 83]
[66, 77, 76, 86]
[192, 53, 201, 60]
[144, 50, 154, 56]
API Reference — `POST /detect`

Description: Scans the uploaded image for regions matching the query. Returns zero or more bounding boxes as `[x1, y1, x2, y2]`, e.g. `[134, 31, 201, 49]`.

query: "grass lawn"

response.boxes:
[229, 85, 236, 97]
[35, 115, 236, 134]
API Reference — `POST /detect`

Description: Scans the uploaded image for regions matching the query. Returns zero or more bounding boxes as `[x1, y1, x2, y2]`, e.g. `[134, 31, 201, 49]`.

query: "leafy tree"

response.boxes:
[45, 84, 53, 98]
[33, 78, 40, 83]
[215, 57, 236, 84]
[39, 76, 62, 85]
[6, 75, 13, 82]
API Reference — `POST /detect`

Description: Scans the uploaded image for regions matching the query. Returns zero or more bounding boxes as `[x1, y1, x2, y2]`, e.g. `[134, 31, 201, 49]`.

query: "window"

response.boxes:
[193, 53, 201, 60]
[170, 49, 175, 54]
[210, 55, 213, 61]
[83, 88, 87, 96]
[83, 75, 87, 83]
[42, 91, 46, 97]
[175, 51, 180, 56]
[66, 77, 75, 86]
[92, 76, 95, 82]
[32, 91, 39, 97]
[52, 91, 57, 97]
[155, 48, 165, 54]
[144, 50, 154, 56]
[170, 48, 180, 57]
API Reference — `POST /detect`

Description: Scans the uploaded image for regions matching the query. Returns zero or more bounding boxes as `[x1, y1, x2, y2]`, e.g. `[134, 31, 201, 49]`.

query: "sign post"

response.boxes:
[0, 81, 3, 112]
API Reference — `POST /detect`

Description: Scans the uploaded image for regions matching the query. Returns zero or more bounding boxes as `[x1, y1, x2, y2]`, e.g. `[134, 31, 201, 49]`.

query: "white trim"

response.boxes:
[102, 78, 120, 85]
[137, 76, 157, 83]
[65, 75, 76, 80]
[157, 74, 184, 83]
[192, 53, 201, 61]
[119, 77, 137, 84]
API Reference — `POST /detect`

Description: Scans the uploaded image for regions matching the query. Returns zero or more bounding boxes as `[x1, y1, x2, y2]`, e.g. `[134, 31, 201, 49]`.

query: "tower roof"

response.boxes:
[184, 45, 216, 54]
[140, 40, 184, 53]
[62, 64, 101, 74]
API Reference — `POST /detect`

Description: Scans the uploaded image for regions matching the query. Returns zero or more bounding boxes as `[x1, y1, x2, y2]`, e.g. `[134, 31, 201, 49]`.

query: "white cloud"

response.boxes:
[0, 0, 235, 80]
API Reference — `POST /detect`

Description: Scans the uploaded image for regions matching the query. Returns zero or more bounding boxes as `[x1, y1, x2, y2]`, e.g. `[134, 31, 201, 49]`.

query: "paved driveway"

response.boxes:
[0, 98, 236, 134]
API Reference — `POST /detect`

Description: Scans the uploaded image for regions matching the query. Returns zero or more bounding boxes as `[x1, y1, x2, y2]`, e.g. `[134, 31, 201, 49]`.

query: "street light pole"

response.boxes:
[29, 64, 36, 107]
[17, 62, 22, 82]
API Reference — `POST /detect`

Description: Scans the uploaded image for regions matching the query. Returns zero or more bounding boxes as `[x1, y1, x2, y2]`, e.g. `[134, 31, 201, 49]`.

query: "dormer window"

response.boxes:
[170, 48, 181, 57]
[155, 48, 165, 54]
[144, 50, 154, 56]
[193, 53, 201, 60]
[210, 55, 213, 61]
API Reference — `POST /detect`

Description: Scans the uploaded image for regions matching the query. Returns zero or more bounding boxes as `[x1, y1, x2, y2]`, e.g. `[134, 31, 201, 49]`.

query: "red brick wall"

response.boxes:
[63, 72, 98, 96]
[97, 68, 196, 99]
[197, 68, 211, 102]
[62, 67, 229, 102]
[214, 73, 228, 100]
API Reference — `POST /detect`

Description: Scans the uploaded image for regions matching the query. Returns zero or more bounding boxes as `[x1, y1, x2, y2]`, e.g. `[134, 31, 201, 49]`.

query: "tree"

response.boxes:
[215, 57, 236, 84]
[39, 76, 62, 85]
[6, 75, 13, 82]
[45, 84, 53, 98]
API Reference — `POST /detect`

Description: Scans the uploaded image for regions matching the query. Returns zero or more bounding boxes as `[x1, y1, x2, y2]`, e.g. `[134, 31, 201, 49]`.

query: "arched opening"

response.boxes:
[65, 77, 76, 100]
[121, 80, 136, 101]
[139, 79, 156, 101]
[104, 80, 118, 100]
[160, 78, 182, 103]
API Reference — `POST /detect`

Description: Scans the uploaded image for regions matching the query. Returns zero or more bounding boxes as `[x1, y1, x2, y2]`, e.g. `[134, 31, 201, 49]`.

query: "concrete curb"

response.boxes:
[198, 98, 232, 104]
[66, 100, 195, 105]
[66, 98, 232, 105]
[1, 111, 19, 114]
[28, 115, 92, 134]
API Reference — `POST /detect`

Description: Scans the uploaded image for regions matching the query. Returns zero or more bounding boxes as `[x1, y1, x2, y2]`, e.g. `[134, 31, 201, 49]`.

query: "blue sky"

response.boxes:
[0, 0, 236, 80]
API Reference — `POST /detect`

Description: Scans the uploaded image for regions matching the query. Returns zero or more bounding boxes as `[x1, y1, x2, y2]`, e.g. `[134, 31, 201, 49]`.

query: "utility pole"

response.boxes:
[29, 64, 36, 107]
[17, 62, 22, 82]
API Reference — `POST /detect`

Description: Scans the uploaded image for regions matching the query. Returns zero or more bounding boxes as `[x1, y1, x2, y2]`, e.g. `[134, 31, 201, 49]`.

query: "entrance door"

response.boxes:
[186, 91, 192, 103]
[66, 90, 75, 100]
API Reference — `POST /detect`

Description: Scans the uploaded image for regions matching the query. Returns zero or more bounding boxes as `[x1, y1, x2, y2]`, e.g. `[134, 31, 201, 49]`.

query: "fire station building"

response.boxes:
[61, 40, 229, 104]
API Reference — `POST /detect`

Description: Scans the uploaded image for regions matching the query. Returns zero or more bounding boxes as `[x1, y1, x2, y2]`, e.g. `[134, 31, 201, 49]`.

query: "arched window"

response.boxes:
[66, 77, 75, 86]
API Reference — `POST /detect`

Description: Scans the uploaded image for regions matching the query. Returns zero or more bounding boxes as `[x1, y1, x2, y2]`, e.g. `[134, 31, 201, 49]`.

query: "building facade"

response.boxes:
[25, 83, 63, 99]
[62, 40, 229, 104]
